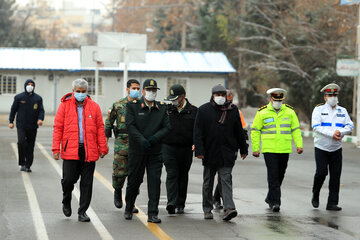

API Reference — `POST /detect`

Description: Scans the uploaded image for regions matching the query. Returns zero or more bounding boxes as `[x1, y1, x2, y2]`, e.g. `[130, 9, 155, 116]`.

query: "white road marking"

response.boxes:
[36, 142, 114, 240]
[11, 143, 49, 240]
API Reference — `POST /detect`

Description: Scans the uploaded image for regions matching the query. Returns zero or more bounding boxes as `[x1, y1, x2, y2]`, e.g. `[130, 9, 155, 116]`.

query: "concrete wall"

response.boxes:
[0, 70, 226, 115]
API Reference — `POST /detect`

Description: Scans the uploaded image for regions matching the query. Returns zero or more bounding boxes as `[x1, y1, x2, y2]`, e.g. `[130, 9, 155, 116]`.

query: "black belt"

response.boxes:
[79, 143, 84, 147]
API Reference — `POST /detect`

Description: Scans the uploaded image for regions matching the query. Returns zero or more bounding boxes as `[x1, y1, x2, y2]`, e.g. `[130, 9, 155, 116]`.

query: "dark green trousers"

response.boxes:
[125, 153, 163, 217]
[162, 144, 193, 209]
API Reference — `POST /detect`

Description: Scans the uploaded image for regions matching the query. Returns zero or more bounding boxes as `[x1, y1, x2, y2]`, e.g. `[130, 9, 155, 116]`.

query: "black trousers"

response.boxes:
[263, 153, 289, 206]
[313, 147, 342, 206]
[125, 153, 163, 217]
[162, 144, 193, 209]
[17, 128, 37, 168]
[61, 145, 96, 215]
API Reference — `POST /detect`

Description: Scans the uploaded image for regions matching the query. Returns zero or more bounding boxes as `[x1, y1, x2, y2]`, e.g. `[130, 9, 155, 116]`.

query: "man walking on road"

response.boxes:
[105, 79, 140, 213]
[251, 88, 303, 212]
[52, 79, 108, 222]
[9, 79, 44, 172]
[124, 79, 170, 223]
[162, 84, 197, 215]
[311, 83, 353, 211]
[194, 84, 248, 221]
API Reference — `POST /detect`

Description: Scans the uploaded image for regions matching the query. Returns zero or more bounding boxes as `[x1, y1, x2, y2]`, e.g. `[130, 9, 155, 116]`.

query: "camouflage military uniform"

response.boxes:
[105, 97, 129, 190]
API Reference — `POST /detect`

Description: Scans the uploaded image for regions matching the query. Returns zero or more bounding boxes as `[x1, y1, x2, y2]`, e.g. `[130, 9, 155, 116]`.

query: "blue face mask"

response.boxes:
[129, 90, 141, 99]
[74, 92, 87, 102]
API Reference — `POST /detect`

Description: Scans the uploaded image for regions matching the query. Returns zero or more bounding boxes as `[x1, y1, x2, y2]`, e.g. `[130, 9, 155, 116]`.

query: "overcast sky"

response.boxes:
[15, 0, 110, 10]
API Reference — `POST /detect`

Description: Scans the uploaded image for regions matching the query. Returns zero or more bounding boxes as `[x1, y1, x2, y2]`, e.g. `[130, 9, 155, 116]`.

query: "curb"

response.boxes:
[301, 130, 357, 144]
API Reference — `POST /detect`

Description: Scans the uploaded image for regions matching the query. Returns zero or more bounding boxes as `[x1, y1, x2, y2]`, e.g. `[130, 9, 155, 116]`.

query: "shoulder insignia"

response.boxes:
[316, 103, 325, 107]
[258, 105, 267, 111]
[132, 100, 137, 103]
[160, 101, 164, 105]
[285, 104, 294, 110]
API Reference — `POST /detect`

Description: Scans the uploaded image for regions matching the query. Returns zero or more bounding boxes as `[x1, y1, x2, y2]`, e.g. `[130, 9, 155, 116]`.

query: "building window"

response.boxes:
[0, 75, 17, 94]
[167, 77, 187, 96]
[83, 77, 102, 95]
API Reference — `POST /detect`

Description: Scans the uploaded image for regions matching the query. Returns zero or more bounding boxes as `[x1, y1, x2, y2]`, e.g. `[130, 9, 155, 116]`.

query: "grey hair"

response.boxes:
[72, 78, 88, 89]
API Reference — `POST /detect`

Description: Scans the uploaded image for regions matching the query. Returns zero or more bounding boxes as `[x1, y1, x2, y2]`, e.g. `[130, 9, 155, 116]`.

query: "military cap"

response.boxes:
[212, 84, 226, 94]
[266, 88, 287, 100]
[320, 83, 340, 95]
[165, 84, 186, 101]
[143, 79, 160, 90]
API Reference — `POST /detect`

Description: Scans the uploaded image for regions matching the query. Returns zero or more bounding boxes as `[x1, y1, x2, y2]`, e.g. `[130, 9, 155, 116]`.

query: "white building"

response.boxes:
[0, 48, 235, 114]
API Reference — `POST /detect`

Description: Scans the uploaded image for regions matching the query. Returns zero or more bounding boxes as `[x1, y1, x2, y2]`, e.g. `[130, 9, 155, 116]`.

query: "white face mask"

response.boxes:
[26, 85, 34, 93]
[272, 101, 282, 110]
[214, 96, 226, 105]
[171, 99, 180, 107]
[327, 96, 338, 107]
[144, 90, 157, 102]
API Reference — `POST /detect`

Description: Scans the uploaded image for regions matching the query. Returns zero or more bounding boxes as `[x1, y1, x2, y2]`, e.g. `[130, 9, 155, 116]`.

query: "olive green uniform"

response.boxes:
[124, 97, 170, 217]
[105, 97, 129, 190]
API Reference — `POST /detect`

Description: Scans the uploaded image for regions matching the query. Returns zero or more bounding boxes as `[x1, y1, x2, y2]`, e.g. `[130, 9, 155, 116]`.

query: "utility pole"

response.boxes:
[237, 0, 247, 108]
[357, 4, 360, 147]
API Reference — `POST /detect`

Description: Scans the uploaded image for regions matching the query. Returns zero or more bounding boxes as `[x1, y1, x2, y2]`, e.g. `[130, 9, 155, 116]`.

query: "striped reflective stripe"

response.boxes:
[280, 124, 291, 128]
[312, 124, 320, 128]
[291, 127, 300, 132]
[251, 128, 260, 131]
[335, 123, 344, 128]
[346, 123, 354, 128]
[263, 124, 276, 129]
[321, 122, 332, 126]
[280, 131, 291, 134]
[261, 131, 276, 134]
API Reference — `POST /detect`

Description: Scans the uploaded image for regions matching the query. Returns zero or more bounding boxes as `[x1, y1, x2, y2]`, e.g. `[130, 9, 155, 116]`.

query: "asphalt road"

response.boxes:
[0, 125, 359, 240]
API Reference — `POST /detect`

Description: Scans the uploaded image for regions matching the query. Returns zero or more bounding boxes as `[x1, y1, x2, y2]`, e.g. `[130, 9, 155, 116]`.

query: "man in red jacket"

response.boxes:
[52, 79, 108, 222]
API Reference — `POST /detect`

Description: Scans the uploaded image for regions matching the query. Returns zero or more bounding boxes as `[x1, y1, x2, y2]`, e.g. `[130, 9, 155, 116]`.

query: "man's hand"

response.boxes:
[196, 155, 204, 159]
[141, 139, 151, 151]
[9, 123, 14, 129]
[53, 153, 60, 160]
[333, 130, 341, 140]
[241, 154, 247, 160]
[37, 120, 43, 126]
[252, 151, 260, 157]
[192, 145, 195, 151]
[99, 153, 106, 158]
[297, 147, 303, 154]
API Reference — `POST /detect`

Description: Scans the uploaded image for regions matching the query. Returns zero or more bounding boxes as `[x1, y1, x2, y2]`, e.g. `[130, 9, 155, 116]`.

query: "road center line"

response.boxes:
[36, 143, 114, 240]
[37, 143, 173, 240]
[11, 143, 49, 240]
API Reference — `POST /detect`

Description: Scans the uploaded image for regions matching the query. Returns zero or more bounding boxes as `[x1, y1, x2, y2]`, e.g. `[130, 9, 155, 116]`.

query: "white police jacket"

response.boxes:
[312, 102, 353, 152]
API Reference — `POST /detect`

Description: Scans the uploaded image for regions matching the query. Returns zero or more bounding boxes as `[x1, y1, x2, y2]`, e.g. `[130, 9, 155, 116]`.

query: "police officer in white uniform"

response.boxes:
[311, 83, 353, 211]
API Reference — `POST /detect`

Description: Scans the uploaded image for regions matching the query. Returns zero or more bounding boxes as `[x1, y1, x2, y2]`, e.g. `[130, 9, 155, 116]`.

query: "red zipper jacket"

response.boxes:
[52, 93, 108, 161]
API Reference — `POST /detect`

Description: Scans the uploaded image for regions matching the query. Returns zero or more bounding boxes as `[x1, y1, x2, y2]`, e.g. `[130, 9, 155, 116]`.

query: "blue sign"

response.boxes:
[341, 0, 360, 5]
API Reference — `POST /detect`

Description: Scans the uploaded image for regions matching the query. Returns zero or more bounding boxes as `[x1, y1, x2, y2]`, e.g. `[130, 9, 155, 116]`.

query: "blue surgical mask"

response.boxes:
[74, 93, 87, 102]
[129, 90, 141, 99]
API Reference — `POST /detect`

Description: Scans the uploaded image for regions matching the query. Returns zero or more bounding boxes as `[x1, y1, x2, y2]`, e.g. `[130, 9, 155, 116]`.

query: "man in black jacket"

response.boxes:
[162, 84, 197, 215]
[194, 84, 248, 221]
[9, 79, 45, 172]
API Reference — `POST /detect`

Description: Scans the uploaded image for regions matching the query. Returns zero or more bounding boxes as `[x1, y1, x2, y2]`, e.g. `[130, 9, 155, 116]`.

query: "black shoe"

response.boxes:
[272, 204, 280, 212]
[114, 189, 123, 209]
[25, 168, 32, 172]
[124, 211, 133, 220]
[265, 198, 273, 209]
[78, 213, 90, 222]
[176, 207, 184, 214]
[312, 194, 319, 208]
[147, 216, 161, 223]
[214, 201, 223, 210]
[222, 209, 238, 221]
[20, 166, 26, 171]
[132, 207, 139, 213]
[166, 205, 175, 214]
[326, 205, 342, 211]
[62, 204, 72, 217]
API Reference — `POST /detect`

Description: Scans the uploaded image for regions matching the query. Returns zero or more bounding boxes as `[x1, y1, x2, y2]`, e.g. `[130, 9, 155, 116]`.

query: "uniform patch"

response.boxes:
[321, 113, 328, 115]
[337, 109, 341, 113]
[337, 114, 345, 117]
[20, 101, 26, 104]
[138, 113, 145, 115]
[264, 118, 274, 123]
[33, 103, 38, 110]
[121, 116, 125, 122]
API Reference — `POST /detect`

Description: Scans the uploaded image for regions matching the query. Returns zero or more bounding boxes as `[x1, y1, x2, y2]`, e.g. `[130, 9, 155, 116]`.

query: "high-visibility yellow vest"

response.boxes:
[251, 102, 303, 153]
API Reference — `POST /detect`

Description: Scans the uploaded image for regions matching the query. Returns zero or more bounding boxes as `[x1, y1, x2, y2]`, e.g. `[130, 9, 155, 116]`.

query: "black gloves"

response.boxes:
[141, 139, 151, 151]
[148, 136, 158, 145]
